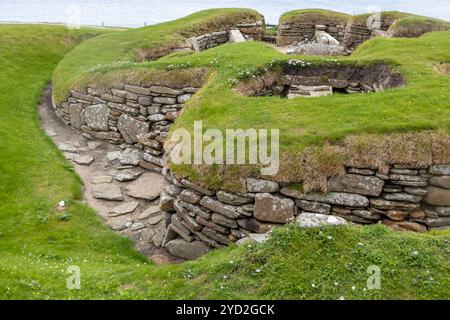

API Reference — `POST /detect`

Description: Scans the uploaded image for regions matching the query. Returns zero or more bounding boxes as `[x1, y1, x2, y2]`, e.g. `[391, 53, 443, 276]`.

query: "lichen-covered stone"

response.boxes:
[217, 191, 253, 206]
[297, 213, 348, 228]
[246, 178, 279, 193]
[83, 104, 110, 131]
[254, 193, 295, 223]
[281, 187, 369, 208]
[328, 174, 384, 196]
[117, 114, 149, 144]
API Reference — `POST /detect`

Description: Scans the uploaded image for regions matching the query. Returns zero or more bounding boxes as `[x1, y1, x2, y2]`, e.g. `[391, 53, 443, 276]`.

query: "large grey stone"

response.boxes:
[281, 187, 369, 208]
[165, 239, 211, 260]
[109, 201, 139, 216]
[92, 183, 123, 201]
[83, 104, 110, 131]
[125, 173, 164, 200]
[118, 148, 140, 166]
[315, 31, 340, 45]
[297, 213, 348, 228]
[429, 176, 450, 189]
[229, 29, 245, 42]
[294, 43, 345, 56]
[423, 186, 450, 206]
[73, 154, 94, 166]
[328, 174, 384, 196]
[117, 114, 149, 144]
[429, 165, 450, 175]
[115, 170, 142, 182]
[254, 193, 295, 223]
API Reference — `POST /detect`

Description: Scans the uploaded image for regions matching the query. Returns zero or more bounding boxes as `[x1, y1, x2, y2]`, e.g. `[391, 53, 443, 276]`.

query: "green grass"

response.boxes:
[279, 8, 351, 24]
[389, 16, 450, 37]
[0, 17, 449, 299]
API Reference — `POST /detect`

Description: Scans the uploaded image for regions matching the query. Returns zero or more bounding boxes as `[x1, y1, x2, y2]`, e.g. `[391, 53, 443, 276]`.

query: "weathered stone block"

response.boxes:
[83, 104, 110, 131]
[281, 187, 369, 208]
[254, 193, 295, 223]
[423, 186, 450, 206]
[328, 174, 384, 196]
[246, 178, 279, 193]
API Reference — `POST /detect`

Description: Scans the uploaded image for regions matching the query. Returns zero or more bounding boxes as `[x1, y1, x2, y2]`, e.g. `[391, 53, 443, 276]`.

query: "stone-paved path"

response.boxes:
[39, 86, 182, 265]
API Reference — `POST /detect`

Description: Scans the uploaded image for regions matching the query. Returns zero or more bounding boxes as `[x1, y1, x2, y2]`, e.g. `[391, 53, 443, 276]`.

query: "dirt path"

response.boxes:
[39, 86, 182, 264]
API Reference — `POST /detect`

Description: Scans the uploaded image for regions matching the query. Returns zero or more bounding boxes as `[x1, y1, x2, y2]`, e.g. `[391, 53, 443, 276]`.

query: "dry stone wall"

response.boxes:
[53, 83, 201, 173]
[186, 21, 263, 52]
[53, 80, 450, 260]
[277, 15, 396, 51]
[277, 22, 346, 46]
[161, 164, 450, 259]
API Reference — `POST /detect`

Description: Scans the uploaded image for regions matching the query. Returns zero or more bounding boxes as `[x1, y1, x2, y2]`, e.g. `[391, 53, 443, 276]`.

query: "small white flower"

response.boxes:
[352, 286, 356, 290]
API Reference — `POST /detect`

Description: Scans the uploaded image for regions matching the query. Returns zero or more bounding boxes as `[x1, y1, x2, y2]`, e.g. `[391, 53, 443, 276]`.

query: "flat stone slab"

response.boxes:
[92, 183, 124, 201]
[297, 213, 348, 228]
[115, 170, 142, 182]
[125, 173, 164, 200]
[90, 175, 113, 184]
[138, 205, 161, 220]
[109, 201, 140, 216]
[106, 151, 121, 162]
[73, 154, 95, 166]
[58, 143, 79, 153]
[118, 148, 140, 166]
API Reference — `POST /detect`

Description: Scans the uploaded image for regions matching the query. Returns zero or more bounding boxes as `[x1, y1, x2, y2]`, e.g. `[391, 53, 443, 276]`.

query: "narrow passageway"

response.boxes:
[39, 86, 182, 264]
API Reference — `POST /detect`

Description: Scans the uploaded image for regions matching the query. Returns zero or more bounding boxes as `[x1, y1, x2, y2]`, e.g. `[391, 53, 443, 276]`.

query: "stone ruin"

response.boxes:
[238, 61, 405, 98]
[49, 15, 449, 261]
[276, 14, 398, 55]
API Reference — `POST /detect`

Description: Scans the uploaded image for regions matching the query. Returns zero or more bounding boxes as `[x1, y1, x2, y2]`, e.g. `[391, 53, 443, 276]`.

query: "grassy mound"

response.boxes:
[52, 8, 262, 103]
[389, 16, 450, 37]
[0, 23, 449, 300]
[279, 8, 351, 25]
